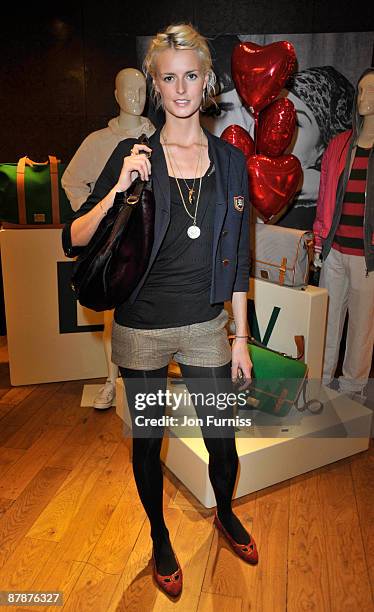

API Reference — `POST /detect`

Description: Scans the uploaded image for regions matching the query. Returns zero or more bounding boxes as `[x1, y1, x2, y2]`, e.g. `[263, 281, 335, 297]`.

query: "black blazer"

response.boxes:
[62, 126, 251, 305]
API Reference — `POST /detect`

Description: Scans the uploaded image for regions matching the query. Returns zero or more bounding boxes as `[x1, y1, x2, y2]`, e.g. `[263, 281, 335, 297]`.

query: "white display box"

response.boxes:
[230, 277, 329, 379]
[116, 376, 372, 508]
[0, 228, 108, 385]
[114, 276, 370, 508]
[112, 278, 372, 508]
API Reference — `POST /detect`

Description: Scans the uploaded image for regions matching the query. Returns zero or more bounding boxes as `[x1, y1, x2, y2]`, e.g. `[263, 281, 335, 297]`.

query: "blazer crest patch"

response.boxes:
[234, 195, 244, 212]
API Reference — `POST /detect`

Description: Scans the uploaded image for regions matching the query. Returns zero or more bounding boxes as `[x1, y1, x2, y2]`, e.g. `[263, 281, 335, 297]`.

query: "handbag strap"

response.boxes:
[125, 176, 147, 206]
[125, 133, 151, 206]
[247, 334, 305, 361]
[294, 335, 305, 360]
[16, 157, 27, 224]
[296, 380, 324, 414]
[109, 134, 151, 239]
[305, 236, 315, 263]
[279, 256, 287, 284]
[16, 156, 60, 224]
[48, 155, 60, 225]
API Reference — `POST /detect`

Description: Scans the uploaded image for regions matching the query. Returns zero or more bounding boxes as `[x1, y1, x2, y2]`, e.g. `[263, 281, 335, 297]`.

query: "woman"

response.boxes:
[62, 23, 258, 598]
[275, 66, 355, 230]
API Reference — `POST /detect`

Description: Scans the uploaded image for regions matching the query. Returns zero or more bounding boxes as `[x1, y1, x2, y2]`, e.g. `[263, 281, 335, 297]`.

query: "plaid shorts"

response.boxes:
[111, 308, 232, 370]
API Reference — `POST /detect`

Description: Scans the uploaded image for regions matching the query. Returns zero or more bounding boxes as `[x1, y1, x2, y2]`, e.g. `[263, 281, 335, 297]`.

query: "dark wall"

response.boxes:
[1, 1, 372, 163]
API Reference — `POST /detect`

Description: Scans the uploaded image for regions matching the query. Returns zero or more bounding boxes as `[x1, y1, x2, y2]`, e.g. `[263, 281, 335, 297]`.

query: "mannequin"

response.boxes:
[62, 68, 155, 409]
[313, 68, 374, 403]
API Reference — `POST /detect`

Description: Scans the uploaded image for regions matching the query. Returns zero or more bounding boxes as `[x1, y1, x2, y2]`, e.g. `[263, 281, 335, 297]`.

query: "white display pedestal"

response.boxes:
[116, 376, 372, 508]
[115, 279, 371, 507]
[234, 277, 329, 379]
[0, 228, 108, 385]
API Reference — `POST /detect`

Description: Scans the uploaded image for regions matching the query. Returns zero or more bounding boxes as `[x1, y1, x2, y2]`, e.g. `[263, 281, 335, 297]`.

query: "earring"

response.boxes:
[152, 87, 163, 110]
[200, 89, 208, 112]
[156, 92, 164, 110]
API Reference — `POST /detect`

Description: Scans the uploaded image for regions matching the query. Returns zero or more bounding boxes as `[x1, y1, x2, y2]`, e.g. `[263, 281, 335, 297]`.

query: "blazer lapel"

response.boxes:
[147, 129, 171, 261]
[149, 128, 170, 216]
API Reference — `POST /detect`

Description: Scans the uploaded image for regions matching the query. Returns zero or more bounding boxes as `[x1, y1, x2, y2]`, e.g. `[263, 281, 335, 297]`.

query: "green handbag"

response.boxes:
[235, 336, 322, 417]
[0, 156, 73, 226]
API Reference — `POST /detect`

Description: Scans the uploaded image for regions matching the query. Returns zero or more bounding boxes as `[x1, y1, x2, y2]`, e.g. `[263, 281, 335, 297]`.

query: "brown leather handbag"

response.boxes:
[70, 135, 155, 311]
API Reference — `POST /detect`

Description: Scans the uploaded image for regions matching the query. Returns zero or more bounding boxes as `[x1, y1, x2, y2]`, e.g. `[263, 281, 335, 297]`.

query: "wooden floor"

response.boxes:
[0, 339, 373, 611]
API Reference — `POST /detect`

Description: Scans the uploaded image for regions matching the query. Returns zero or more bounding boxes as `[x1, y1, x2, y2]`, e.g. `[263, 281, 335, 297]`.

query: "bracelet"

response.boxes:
[99, 201, 107, 216]
[234, 335, 249, 338]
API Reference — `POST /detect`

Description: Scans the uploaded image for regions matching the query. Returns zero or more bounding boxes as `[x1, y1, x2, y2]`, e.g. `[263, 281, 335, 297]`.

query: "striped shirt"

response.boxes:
[332, 146, 370, 256]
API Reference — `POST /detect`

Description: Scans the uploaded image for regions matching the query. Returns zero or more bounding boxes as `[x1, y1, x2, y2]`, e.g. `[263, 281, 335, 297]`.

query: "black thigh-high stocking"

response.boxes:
[119, 365, 179, 576]
[178, 362, 251, 545]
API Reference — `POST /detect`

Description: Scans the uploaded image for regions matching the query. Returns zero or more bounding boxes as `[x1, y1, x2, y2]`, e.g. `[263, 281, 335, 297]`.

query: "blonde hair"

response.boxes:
[142, 23, 216, 110]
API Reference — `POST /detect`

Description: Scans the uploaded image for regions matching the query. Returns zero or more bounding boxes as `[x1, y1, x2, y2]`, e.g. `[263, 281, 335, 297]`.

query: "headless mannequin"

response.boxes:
[62, 69, 155, 406]
[318, 72, 374, 399]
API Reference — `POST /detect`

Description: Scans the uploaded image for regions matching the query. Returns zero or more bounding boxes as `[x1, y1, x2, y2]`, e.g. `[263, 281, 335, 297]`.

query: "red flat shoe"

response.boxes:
[214, 512, 259, 565]
[152, 550, 183, 597]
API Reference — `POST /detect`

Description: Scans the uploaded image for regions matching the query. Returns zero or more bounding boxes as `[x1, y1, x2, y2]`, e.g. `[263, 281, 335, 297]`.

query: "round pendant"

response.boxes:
[187, 225, 200, 239]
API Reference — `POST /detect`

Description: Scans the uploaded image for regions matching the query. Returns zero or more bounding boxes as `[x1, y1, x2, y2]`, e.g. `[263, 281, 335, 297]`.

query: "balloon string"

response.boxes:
[254, 114, 259, 154]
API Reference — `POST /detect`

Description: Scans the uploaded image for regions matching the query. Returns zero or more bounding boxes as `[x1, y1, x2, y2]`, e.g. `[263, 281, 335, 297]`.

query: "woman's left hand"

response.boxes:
[231, 338, 252, 390]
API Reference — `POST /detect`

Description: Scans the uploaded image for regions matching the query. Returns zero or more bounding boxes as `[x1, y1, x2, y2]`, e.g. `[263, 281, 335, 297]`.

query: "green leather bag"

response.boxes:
[0, 156, 73, 226]
[237, 336, 322, 417]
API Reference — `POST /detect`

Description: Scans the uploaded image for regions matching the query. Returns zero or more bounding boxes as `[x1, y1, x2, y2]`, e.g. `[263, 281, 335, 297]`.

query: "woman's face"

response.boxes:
[283, 90, 324, 168]
[200, 87, 254, 137]
[153, 48, 208, 120]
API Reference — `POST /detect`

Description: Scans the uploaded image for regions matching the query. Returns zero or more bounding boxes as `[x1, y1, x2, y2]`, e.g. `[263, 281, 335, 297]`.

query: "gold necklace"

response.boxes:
[162, 131, 204, 239]
[162, 129, 203, 204]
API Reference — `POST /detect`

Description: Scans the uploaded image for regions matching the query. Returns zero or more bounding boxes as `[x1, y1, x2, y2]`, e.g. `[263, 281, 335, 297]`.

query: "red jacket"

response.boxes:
[313, 129, 352, 252]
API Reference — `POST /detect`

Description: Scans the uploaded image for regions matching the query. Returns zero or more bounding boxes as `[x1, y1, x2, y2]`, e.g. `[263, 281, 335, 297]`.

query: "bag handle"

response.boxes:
[296, 380, 324, 414]
[238, 334, 305, 362]
[127, 133, 151, 200]
[48, 155, 60, 225]
[279, 256, 287, 284]
[126, 133, 152, 205]
[119, 133, 151, 206]
[16, 157, 27, 224]
[294, 335, 304, 360]
[108, 134, 152, 242]
[16, 155, 60, 224]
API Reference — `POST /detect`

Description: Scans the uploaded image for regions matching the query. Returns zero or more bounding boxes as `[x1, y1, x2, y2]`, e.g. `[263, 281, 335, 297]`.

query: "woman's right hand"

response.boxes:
[115, 143, 152, 192]
[70, 143, 152, 248]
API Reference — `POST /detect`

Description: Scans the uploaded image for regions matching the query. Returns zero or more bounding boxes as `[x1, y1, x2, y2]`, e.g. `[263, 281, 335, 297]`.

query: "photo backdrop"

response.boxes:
[138, 31, 373, 229]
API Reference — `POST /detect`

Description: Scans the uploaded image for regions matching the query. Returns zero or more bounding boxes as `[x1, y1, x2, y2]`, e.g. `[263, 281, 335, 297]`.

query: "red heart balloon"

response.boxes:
[232, 42, 297, 115]
[221, 125, 255, 159]
[247, 154, 302, 222]
[257, 98, 296, 157]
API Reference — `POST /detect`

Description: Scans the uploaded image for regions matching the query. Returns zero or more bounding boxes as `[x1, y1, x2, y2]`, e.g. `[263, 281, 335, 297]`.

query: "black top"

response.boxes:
[61, 127, 252, 305]
[116, 159, 224, 328]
